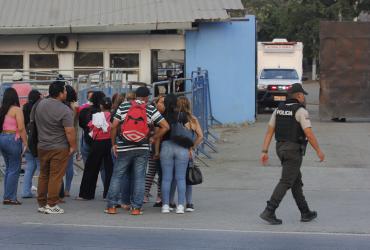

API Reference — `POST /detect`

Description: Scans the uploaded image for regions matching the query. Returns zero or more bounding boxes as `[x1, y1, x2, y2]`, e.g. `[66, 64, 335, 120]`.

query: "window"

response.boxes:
[74, 52, 104, 78]
[0, 55, 23, 69]
[110, 53, 140, 82]
[110, 53, 139, 68]
[30, 54, 58, 68]
[260, 69, 299, 80]
[75, 52, 103, 67]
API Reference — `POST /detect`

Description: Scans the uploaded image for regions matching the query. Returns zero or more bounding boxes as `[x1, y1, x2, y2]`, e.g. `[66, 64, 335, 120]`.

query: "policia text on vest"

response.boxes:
[259, 83, 325, 225]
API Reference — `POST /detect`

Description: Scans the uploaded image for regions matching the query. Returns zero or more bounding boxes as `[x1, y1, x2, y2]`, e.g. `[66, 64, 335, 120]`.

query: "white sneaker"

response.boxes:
[186, 204, 195, 212]
[161, 204, 170, 213]
[37, 206, 46, 213]
[44, 205, 64, 214]
[31, 186, 38, 192]
[176, 205, 185, 214]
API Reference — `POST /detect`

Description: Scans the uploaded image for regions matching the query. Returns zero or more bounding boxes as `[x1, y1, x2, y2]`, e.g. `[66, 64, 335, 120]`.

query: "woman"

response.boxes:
[78, 95, 113, 200]
[169, 96, 203, 212]
[159, 94, 185, 214]
[0, 88, 28, 205]
[144, 95, 165, 206]
[61, 85, 79, 197]
[22, 90, 42, 198]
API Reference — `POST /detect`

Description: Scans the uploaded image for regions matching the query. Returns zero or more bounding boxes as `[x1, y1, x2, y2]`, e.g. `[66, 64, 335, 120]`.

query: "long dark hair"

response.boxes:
[64, 85, 77, 109]
[23, 90, 42, 126]
[163, 93, 178, 124]
[0, 88, 20, 132]
[28, 90, 42, 105]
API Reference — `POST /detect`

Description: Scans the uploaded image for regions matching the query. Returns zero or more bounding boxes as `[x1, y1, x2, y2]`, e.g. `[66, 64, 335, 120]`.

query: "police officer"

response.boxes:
[259, 83, 325, 225]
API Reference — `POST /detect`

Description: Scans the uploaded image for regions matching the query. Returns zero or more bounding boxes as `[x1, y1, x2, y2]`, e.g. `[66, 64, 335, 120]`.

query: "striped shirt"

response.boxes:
[114, 100, 164, 152]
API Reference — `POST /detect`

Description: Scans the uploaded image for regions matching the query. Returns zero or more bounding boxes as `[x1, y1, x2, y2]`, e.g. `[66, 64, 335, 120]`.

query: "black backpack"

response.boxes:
[27, 100, 41, 157]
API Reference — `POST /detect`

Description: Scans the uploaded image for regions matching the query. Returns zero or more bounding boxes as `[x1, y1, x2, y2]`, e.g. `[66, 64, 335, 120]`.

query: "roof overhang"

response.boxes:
[0, 22, 194, 35]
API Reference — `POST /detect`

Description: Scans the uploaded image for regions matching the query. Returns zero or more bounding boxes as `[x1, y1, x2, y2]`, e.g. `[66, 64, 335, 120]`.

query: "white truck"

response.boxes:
[257, 39, 304, 112]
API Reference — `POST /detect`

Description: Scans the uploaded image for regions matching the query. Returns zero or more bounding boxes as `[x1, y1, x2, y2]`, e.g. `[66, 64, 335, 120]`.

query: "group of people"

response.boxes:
[0, 77, 203, 215]
[1, 78, 325, 225]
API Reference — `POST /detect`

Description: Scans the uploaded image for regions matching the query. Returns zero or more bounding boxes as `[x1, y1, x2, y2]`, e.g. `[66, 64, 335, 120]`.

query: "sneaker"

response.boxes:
[37, 206, 46, 213]
[153, 201, 162, 207]
[131, 208, 143, 215]
[169, 203, 176, 211]
[161, 204, 170, 213]
[104, 207, 117, 214]
[186, 204, 195, 212]
[176, 205, 185, 214]
[44, 205, 64, 214]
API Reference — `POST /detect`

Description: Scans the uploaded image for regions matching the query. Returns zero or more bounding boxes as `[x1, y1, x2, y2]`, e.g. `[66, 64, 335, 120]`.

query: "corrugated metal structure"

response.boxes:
[319, 21, 370, 119]
[0, 0, 244, 34]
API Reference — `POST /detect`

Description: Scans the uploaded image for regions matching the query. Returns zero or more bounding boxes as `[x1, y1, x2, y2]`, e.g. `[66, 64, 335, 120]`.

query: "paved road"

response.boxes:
[1, 82, 370, 249]
[1, 223, 370, 250]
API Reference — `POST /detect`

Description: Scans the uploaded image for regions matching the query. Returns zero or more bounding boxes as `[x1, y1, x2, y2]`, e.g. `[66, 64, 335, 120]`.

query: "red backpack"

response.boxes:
[121, 101, 149, 144]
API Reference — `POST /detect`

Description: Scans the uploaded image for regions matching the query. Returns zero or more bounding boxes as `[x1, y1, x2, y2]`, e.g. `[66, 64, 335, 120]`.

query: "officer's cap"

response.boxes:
[288, 83, 308, 95]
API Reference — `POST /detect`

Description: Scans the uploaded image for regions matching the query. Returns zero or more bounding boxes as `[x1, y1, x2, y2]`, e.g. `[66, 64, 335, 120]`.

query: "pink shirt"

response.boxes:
[78, 103, 91, 113]
[3, 115, 19, 139]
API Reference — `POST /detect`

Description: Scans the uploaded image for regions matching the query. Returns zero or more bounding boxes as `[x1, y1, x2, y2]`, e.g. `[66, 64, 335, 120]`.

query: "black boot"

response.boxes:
[301, 210, 317, 222]
[259, 201, 282, 225]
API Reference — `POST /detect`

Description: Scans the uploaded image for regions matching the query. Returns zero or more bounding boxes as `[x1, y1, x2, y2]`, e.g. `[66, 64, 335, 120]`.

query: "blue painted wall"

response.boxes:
[185, 16, 256, 123]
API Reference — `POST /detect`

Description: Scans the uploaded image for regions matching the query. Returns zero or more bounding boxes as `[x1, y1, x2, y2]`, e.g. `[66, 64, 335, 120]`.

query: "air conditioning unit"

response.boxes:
[53, 35, 78, 52]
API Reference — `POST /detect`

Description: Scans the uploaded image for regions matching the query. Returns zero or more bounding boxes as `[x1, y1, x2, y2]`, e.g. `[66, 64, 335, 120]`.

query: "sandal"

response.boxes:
[3, 200, 22, 205]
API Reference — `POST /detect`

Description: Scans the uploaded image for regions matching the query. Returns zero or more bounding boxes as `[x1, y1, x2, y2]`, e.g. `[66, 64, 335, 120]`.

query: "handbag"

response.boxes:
[27, 99, 41, 157]
[186, 160, 203, 185]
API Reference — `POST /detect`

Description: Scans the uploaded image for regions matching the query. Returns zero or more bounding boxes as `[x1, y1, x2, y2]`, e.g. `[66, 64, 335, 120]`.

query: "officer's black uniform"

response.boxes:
[260, 98, 317, 225]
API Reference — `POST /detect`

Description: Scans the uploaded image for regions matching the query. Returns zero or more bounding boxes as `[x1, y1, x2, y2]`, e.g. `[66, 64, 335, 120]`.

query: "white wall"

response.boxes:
[0, 34, 185, 83]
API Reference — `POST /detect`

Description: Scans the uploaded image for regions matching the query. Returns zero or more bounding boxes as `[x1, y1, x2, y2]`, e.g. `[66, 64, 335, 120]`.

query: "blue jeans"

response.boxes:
[170, 181, 193, 205]
[0, 134, 22, 201]
[120, 173, 133, 205]
[22, 151, 40, 197]
[80, 134, 89, 164]
[64, 155, 74, 192]
[161, 141, 189, 206]
[107, 150, 149, 209]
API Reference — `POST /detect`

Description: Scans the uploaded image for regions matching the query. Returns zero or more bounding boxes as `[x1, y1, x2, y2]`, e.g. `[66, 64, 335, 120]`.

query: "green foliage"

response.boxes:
[242, 0, 369, 61]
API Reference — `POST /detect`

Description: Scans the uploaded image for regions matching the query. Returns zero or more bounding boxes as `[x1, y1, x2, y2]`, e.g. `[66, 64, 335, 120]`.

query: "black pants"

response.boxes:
[268, 142, 309, 212]
[79, 139, 113, 199]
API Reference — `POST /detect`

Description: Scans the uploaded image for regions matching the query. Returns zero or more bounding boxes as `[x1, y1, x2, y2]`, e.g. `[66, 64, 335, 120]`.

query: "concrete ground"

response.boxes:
[1, 82, 370, 249]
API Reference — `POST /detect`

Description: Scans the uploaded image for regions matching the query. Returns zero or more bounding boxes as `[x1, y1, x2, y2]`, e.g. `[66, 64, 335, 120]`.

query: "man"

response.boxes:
[35, 79, 76, 214]
[106, 86, 169, 215]
[260, 83, 325, 225]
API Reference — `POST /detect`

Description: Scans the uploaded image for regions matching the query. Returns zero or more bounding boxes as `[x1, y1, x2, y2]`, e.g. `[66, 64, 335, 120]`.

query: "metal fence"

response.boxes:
[152, 68, 219, 159]
[0, 68, 219, 165]
[191, 68, 219, 158]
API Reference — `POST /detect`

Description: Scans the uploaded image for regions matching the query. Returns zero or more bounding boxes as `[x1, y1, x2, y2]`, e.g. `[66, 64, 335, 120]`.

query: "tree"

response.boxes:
[242, 0, 370, 78]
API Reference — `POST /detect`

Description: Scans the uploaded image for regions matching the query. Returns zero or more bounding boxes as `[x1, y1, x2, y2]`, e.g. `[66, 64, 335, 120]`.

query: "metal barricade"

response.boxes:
[191, 68, 219, 158]
[0, 76, 73, 175]
[152, 69, 219, 159]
